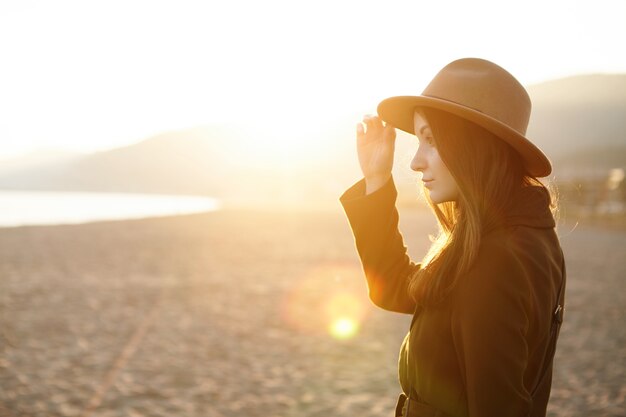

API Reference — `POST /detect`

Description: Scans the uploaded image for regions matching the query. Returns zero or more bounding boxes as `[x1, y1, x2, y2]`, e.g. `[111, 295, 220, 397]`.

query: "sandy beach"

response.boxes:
[0, 208, 624, 417]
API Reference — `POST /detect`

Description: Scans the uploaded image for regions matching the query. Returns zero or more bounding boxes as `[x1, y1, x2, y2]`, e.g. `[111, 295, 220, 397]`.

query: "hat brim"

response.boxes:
[377, 95, 552, 177]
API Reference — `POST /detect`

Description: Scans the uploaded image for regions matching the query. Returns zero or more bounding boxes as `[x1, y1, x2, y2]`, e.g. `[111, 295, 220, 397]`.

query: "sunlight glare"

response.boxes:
[281, 264, 369, 337]
[324, 291, 366, 340]
[329, 317, 359, 340]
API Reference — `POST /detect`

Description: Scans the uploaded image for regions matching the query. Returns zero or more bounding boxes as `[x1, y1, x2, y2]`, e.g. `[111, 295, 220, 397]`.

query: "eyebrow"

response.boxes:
[418, 125, 430, 135]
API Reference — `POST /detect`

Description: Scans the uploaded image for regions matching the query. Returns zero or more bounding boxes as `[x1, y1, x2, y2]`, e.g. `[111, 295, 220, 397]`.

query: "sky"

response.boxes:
[0, 0, 625, 160]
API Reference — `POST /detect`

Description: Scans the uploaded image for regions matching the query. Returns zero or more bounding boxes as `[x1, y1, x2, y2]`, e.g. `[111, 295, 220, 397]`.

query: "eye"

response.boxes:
[424, 136, 435, 146]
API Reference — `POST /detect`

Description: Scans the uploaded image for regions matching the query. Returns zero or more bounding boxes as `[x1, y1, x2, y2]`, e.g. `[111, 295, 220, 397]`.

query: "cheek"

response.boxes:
[431, 150, 448, 175]
[434, 152, 458, 192]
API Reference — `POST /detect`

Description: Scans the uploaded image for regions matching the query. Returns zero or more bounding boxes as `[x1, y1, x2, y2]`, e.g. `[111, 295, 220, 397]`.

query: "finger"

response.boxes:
[360, 115, 377, 142]
[356, 122, 365, 141]
[362, 114, 382, 127]
[365, 116, 383, 137]
[383, 123, 396, 141]
[367, 115, 383, 129]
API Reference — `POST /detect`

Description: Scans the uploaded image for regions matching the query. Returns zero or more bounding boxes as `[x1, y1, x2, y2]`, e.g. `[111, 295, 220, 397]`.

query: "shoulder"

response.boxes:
[453, 229, 532, 307]
[449, 231, 533, 339]
[472, 229, 529, 280]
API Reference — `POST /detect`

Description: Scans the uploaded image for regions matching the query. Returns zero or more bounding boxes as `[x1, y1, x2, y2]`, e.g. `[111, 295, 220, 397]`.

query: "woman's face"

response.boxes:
[411, 111, 460, 204]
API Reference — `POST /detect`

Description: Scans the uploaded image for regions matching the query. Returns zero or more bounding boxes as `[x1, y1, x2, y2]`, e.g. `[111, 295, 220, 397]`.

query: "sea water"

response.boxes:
[0, 190, 220, 227]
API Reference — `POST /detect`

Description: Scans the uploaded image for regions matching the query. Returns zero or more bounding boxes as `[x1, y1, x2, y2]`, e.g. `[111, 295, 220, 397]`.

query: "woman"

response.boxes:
[340, 58, 566, 417]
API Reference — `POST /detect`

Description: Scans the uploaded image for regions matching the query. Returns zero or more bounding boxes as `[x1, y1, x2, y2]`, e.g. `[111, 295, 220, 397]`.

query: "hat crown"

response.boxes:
[422, 58, 531, 136]
[376, 57, 552, 177]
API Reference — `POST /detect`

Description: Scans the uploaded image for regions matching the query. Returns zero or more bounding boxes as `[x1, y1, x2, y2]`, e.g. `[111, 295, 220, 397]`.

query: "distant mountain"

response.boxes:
[528, 73, 626, 106]
[0, 122, 363, 205]
[0, 125, 239, 195]
[0, 73, 624, 204]
[551, 145, 626, 179]
[0, 149, 85, 174]
[526, 74, 626, 176]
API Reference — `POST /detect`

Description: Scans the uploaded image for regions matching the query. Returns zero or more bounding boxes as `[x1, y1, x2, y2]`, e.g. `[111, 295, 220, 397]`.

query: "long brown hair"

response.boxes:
[408, 107, 557, 307]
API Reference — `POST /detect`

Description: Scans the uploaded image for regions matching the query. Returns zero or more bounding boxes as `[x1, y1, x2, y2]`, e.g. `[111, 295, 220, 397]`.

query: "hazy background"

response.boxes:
[0, 0, 625, 208]
[0, 1, 625, 417]
[0, 74, 624, 207]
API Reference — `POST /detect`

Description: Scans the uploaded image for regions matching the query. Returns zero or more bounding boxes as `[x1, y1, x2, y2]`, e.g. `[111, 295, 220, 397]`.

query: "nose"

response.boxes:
[410, 145, 426, 172]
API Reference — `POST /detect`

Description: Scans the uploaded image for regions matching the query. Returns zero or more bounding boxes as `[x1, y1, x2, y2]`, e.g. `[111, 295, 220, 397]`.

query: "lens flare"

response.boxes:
[281, 264, 369, 338]
[329, 317, 359, 340]
[324, 291, 365, 339]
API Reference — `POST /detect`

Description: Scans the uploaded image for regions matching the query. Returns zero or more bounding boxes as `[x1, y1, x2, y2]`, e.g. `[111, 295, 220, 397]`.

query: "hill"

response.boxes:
[0, 73, 624, 205]
[526, 74, 626, 174]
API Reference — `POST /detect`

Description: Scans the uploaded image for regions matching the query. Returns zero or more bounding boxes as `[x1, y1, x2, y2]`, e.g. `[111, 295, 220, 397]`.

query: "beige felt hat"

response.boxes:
[377, 58, 551, 177]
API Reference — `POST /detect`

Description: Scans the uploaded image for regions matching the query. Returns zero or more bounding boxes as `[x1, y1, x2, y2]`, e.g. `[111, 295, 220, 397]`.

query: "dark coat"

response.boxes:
[340, 178, 566, 417]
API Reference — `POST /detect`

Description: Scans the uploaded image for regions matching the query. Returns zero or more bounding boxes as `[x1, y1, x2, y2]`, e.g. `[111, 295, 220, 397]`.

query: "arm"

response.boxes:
[450, 243, 532, 416]
[340, 176, 418, 314]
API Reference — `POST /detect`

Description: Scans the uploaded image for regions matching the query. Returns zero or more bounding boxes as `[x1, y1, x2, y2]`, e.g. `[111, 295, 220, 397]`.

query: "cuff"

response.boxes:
[339, 177, 398, 227]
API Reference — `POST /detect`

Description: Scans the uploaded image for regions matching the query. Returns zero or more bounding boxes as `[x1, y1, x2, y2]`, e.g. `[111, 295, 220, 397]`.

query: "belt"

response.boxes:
[395, 393, 453, 417]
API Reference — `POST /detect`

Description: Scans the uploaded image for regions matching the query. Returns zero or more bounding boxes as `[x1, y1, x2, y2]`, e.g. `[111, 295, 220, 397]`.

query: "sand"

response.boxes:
[0, 208, 624, 417]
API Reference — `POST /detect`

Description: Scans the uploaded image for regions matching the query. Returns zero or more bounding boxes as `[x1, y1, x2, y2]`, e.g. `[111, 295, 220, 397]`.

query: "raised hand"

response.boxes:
[356, 115, 396, 194]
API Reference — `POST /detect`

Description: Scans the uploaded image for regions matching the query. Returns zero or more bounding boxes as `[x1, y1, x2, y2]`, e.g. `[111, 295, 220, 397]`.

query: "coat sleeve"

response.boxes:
[450, 242, 533, 417]
[339, 177, 418, 314]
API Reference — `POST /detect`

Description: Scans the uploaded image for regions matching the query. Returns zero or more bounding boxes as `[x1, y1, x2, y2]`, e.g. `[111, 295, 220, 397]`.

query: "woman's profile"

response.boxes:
[340, 58, 566, 417]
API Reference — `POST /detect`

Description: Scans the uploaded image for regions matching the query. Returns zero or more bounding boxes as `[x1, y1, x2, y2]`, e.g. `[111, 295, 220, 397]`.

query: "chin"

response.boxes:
[427, 192, 456, 205]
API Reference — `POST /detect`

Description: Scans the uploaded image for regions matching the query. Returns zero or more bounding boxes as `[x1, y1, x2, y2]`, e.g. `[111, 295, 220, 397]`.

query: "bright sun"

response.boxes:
[234, 107, 350, 170]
